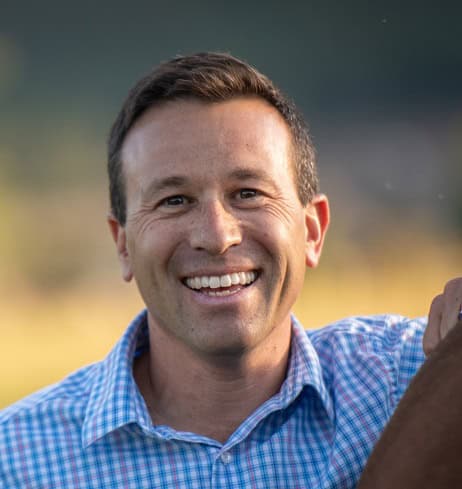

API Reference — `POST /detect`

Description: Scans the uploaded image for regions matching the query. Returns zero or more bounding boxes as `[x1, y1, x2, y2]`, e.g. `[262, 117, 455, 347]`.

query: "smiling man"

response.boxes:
[1, 52, 462, 488]
[110, 94, 329, 443]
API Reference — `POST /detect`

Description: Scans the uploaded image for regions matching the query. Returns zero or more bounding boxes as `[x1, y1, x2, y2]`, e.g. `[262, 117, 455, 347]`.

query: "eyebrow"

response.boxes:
[142, 175, 189, 200]
[228, 168, 278, 188]
[141, 167, 277, 200]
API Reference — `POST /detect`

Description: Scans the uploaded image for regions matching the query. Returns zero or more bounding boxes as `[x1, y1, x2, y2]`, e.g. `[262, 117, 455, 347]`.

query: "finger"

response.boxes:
[424, 294, 443, 356]
[440, 278, 462, 339]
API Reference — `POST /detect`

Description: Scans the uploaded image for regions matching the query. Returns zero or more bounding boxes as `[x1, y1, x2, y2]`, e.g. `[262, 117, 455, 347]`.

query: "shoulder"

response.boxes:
[304, 314, 426, 409]
[307, 314, 426, 357]
[0, 361, 99, 431]
[0, 363, 100, 486]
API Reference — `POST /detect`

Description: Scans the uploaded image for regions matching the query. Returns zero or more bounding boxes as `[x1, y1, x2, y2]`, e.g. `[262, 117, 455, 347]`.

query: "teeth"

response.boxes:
[220, 275, 232, 287]
[209, 276, 220, 289]
[185, 271, 257, 290]
[208, 289, 234, 296]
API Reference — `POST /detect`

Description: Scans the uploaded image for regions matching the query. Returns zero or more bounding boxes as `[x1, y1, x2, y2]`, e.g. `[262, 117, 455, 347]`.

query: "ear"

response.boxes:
[304, 194, 330, 268]
[107, 214, 133, 282]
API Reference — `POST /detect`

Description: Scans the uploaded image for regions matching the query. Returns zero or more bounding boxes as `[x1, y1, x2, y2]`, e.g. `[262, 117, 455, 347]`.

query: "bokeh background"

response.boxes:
[1, 1, 461, 407]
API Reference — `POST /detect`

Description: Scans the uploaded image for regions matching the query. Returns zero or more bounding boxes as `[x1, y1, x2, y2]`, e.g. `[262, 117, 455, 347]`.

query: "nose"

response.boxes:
[189, 200, 242, 254]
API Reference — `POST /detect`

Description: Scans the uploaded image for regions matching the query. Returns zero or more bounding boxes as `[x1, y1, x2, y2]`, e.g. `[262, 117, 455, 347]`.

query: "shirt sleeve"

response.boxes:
[386, 316, 427, 411]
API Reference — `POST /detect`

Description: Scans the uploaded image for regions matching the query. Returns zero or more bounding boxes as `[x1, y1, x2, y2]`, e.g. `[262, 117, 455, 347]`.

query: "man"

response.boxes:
[0, 52, 461, 488]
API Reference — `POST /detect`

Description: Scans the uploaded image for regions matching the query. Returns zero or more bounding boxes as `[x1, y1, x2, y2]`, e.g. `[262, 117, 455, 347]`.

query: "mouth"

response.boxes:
[183, 271, 258, 297]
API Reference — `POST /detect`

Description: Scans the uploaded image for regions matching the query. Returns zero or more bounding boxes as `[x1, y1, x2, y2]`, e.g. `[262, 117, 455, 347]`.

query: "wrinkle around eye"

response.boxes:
[258, 196, 303, 226]
[125, 206, 155, 231]
[126, 208, 173, 238]
[125, 200, 171, 230]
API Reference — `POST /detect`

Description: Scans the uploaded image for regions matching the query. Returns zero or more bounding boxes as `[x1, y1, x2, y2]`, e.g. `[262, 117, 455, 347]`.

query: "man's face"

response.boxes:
[110, 97, 328, 358]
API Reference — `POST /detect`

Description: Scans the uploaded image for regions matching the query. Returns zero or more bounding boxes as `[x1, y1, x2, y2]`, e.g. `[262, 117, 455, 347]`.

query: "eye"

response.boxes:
[239, 189, 258, 199]
[161, 195, 187, 207]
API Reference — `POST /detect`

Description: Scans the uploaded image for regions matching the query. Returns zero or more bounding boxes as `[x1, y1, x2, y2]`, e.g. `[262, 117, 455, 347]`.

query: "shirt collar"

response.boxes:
[281, 316, 334, 422]
[82, 311, 334, 447]
[82, 310, 152, 448]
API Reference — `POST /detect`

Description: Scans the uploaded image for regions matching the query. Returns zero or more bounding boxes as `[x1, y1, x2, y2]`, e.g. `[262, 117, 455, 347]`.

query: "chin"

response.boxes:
[190, 326, 267, 360]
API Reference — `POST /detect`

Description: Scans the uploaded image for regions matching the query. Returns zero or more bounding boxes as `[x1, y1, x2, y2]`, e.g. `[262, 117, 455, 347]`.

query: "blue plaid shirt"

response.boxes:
[0, 311, 425, 488]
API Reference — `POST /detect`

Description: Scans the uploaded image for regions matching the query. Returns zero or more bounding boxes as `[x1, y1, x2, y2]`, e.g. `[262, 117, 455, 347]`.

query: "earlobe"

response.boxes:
[304, 194, 330, 268]
[107, 214, 133, 282]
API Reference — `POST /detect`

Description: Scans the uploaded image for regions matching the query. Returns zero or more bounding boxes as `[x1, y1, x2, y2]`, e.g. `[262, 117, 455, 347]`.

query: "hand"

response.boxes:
[423, 277, 462, 356]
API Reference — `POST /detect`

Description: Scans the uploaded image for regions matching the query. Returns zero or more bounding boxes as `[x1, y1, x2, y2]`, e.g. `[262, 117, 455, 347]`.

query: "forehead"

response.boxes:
[121, 97, 295, 185]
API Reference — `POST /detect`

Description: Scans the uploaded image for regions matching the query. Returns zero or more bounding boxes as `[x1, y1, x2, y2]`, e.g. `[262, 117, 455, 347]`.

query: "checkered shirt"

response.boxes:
[0, 311, 426, 488]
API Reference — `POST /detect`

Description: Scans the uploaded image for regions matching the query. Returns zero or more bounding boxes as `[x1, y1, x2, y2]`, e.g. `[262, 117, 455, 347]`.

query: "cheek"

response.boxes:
[127, 221, 178, 271]
[258, 210, 306, 258]
[255, 219, 307, 295]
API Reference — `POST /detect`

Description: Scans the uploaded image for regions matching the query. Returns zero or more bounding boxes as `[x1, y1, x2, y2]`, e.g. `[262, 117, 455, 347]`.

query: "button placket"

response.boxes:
[220, 451, 232, 464]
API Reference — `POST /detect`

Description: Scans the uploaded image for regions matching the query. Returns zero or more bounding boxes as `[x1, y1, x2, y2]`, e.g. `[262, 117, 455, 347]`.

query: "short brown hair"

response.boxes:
[108, 52, 318, 225]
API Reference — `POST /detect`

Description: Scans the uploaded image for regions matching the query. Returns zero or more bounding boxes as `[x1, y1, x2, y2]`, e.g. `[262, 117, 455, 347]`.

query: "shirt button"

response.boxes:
[220, 451, 232, 464]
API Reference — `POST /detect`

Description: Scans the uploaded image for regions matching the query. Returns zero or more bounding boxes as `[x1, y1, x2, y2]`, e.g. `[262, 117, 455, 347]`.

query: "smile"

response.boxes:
[184, 271, 257, 296]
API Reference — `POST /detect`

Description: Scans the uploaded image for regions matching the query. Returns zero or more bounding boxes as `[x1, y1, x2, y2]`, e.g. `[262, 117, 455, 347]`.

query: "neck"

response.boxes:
[134, 317, 292, 444]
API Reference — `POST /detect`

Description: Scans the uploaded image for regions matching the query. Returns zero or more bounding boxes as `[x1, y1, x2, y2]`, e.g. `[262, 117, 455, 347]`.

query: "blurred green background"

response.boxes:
[1, 1, 462, 407]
